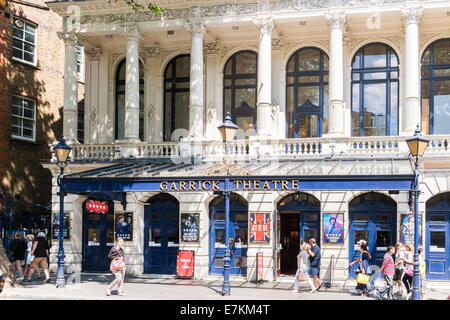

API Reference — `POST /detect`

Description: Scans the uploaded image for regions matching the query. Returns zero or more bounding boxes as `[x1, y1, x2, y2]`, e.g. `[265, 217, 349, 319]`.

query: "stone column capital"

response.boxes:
[204, 41, 220, 55]
[325, 11, 346, 30]
[184, 20, 206, 34]
[121, 25, 143, 40]
[142, 43, 161, 59]
[272, 38, 282, 51]
[253, 15, 274, 35]
[58, 32, 79, 47]
[85, 46, 102, 61]
[401, 6, 423, 25]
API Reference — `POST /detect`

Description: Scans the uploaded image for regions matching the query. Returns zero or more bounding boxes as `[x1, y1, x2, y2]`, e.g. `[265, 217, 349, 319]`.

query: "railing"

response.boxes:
[57, 135, 450, 162]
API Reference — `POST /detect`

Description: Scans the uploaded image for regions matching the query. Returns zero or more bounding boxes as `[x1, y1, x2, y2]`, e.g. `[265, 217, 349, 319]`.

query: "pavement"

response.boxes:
[1, 273, 449, 300]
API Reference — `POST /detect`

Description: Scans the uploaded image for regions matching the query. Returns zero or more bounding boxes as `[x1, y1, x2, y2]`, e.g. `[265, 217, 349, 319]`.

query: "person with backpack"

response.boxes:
[106, 238, 126, 296]
[376, 246, 396, 300]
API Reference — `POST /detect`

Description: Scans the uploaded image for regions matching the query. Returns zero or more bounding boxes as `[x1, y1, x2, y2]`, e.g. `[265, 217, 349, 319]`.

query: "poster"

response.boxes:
[181, 213, 199, 242]
[52, 212, 70, 240]
[323, 213, 344, 243]
[250, 213, 270, 242]
[115, 212, 133, 241]
[400, 213, 422, 245]
[176, 250, 194, 278]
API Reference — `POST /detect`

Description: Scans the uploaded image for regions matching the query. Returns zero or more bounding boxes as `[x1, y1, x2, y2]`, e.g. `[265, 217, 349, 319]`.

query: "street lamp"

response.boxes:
[53, 135, 71, 288]
[405, 124, 429, 300]
[217, 112, 238, 296]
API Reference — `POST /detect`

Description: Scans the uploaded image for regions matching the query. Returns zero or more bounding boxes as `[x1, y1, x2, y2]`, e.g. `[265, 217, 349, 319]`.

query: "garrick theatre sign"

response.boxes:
[160, 179, 300, 192]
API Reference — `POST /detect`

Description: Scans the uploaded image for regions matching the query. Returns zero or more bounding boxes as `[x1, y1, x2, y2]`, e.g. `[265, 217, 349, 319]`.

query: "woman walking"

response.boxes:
[402, 243, 414, 300]
[349, 240, 372, 296]
[106, 238, 126, 296]
[291, 243, 316, 293]
[24, 232, 50, 283]
[9, 232, 27, 281]
[24, 234, 42, 280]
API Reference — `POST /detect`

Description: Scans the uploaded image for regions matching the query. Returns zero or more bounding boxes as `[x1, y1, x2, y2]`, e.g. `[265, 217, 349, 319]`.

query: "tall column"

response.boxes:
[85, 47, 102, 144]
[325, 12, 346, 136]
[401, 7, 423, 136]
[185, 21, 205, 140]
[59, 32, 79, 144]
[254, 16, 274, 138]
[122, 26, 143, 142]
[205, 41, 221, 141]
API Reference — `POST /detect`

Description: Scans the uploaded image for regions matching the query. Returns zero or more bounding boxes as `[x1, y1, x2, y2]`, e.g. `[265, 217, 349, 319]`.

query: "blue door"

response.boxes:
[349, 193, 396, 278]
[144, 194, 179, 274]
[82, 200, 114, 272]
[426, 193, 450, 280]
[209, 194, 248, 275]
[278, 193, 320, 274]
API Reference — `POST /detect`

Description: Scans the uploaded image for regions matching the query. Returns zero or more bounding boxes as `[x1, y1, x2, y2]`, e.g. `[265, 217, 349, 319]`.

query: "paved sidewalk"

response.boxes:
[1, 273, 448, 300]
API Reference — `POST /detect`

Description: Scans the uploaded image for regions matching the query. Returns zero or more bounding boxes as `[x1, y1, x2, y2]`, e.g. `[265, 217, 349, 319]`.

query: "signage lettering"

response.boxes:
[158, 179, 300, 191]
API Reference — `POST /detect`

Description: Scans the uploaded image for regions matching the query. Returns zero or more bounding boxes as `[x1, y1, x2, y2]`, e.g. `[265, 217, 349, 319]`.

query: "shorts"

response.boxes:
[393, 269, 404, 281]
[309, 267, 319, 277]
[30, 257, 48, 269]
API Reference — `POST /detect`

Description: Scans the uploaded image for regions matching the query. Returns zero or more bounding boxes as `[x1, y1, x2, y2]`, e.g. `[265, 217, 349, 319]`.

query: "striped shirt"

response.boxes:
[382, 252, 395, 275]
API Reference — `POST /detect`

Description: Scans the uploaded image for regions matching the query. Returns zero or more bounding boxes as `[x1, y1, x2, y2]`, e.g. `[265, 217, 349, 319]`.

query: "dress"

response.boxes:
[294, 250, 315, 291]
[25, 241, 34, 265]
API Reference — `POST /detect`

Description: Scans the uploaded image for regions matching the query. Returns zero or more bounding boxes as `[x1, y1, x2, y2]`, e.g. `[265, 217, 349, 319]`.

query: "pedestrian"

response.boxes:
[402, 243, 414, 300]
[24, 234, 42, 280]
[9, 232, 27, 281]
[419, 248, 426, 300]
[106, 238, 126, 296]
[307, 238, 323, 291]
[291, 243, 316, 293]
[376, 245, 396, 300]
[393, 242, 405, 295]
[349, 240, 371, 296]
[24, 232, 50, 283]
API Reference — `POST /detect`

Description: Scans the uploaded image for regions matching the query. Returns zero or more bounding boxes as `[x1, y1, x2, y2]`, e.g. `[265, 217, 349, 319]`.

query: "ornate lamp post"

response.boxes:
[53, 135, 72, 288]
[405, 124, 429, 300]
[217, 112, 238, 296]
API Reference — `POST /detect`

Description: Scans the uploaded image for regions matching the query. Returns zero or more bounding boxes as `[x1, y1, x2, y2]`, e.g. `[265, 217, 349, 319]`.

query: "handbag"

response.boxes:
[110, 249, 125, 272]
[356, 273, 370, 285]
[297, 271, 308, 282]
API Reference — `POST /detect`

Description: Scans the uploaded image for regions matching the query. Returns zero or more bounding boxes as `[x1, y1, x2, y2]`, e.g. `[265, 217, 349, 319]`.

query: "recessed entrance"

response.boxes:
[277, 193, 320, 276]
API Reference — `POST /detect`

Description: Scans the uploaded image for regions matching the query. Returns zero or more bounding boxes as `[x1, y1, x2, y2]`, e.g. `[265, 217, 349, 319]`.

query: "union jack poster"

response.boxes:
[250, 213, 270, 242]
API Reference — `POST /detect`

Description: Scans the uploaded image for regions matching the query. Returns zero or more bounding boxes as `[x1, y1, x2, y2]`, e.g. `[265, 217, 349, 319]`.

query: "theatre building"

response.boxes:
[44, 0, 450, 283]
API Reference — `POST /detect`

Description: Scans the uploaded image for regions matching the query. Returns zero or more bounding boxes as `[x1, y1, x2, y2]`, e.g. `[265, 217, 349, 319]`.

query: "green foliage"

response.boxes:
[115, 0, 165, 15]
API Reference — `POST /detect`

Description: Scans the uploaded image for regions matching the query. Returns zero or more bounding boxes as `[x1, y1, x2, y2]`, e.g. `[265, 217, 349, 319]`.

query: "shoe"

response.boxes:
[43, 278, 50, 283]
[317, 283, 323, 291]
[290, 289, 299, 293]
[22, 278, 32, 282]
[118, 291, 125, 296]
[17, 277, 24, 281]
[106, 288, 111, 296]
[309, 289, 317, 293]
[376, 290, 382, 300]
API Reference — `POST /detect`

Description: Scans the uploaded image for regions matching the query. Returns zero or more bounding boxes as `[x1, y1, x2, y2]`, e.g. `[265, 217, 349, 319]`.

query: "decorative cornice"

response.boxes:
[204, 41, 220, 55]
[401, 6, 423, 25]
[325, 11, 346, 30]
[142, 43, 161, 59]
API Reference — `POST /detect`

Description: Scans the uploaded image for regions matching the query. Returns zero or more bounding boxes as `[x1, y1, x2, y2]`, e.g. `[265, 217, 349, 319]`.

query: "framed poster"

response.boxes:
[323, 213, 344, 243]
[250, 213, 270, 242]
[181, 213, 199, 242]
[52, 212, 70, 240]
[115, 212, 133, 241]
[400, 213, 423, 245]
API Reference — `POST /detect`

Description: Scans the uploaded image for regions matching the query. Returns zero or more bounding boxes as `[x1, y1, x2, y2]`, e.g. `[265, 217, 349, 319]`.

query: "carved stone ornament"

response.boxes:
[147, 104, 155, 121]
[205, 41, 220, 55]
[57, 32, 78, 47]
[401, 6, 423, 25]
[325, 11, 346, 30]
[89, 108, 97, 124]
[207, 103, 216, 122]
[184, 20, 206, 34]
[121, 25, 143, 40]
[85, 47, 102, 61]
[253, 16, 274, 35]
[272, 39, 282, 50]
[142, 44, 161, 59]
[271, 104, 279, 120]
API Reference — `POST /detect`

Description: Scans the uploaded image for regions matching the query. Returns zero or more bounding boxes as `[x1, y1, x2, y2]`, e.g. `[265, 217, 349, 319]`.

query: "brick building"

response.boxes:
[0, 0, 84, 232]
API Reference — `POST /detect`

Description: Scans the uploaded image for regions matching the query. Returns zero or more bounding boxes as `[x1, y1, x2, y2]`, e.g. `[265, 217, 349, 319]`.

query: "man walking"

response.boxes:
[393, 242, 405, 295]
[307, 238, 323, 291]
[376, 246, 396, 300]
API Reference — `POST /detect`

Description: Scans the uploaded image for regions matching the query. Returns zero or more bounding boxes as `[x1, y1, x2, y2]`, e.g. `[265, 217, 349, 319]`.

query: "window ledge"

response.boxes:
[10, 136, 38, 145]
[11, 57, 40, 70]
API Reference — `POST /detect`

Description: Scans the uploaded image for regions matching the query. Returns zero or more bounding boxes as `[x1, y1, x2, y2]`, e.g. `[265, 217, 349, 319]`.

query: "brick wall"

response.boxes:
[0, 0, 84, 208]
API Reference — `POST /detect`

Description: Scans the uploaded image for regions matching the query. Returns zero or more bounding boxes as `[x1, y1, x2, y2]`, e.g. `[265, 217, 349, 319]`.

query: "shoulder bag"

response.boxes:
[110, 248, 125, 272]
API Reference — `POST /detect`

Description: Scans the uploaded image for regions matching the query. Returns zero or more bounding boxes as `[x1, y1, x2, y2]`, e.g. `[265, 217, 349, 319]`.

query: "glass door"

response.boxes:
[426, 214, 449, 280]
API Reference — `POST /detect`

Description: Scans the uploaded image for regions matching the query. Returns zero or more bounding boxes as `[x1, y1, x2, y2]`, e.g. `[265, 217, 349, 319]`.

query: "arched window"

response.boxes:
[421, 38, 450, 135]
[286, 47, 329, 138]
[223, 51, 257, 136]
[115, 58, 145, 141]
[164, 54, 190, 141]
[351, 43, 399, 136]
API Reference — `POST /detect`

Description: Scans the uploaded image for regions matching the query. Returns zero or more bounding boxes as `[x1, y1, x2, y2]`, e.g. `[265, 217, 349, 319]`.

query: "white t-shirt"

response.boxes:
[395, 250, 405, 270]
[403, 251, 414, 272]
[297, 251, 311, 271]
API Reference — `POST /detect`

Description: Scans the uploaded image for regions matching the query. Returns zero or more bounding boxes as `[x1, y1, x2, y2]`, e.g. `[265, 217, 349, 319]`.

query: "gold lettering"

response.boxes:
[179, 181, 187, 191]
[272, 180, 280, 190]
[253, 180, 261, 190]
[291, 180, 299, 190]
[262, 180, 270, 190]
[160, 181, 168, 191]
[233, 180, 242, 190]
[243, 180, 252, 190]
[202, 181, 211, 190]
[189, 181, 197, 191]
[281, 180, 289, 190]
[212, 181, 220, 190]
[169, 181, 178, 191]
